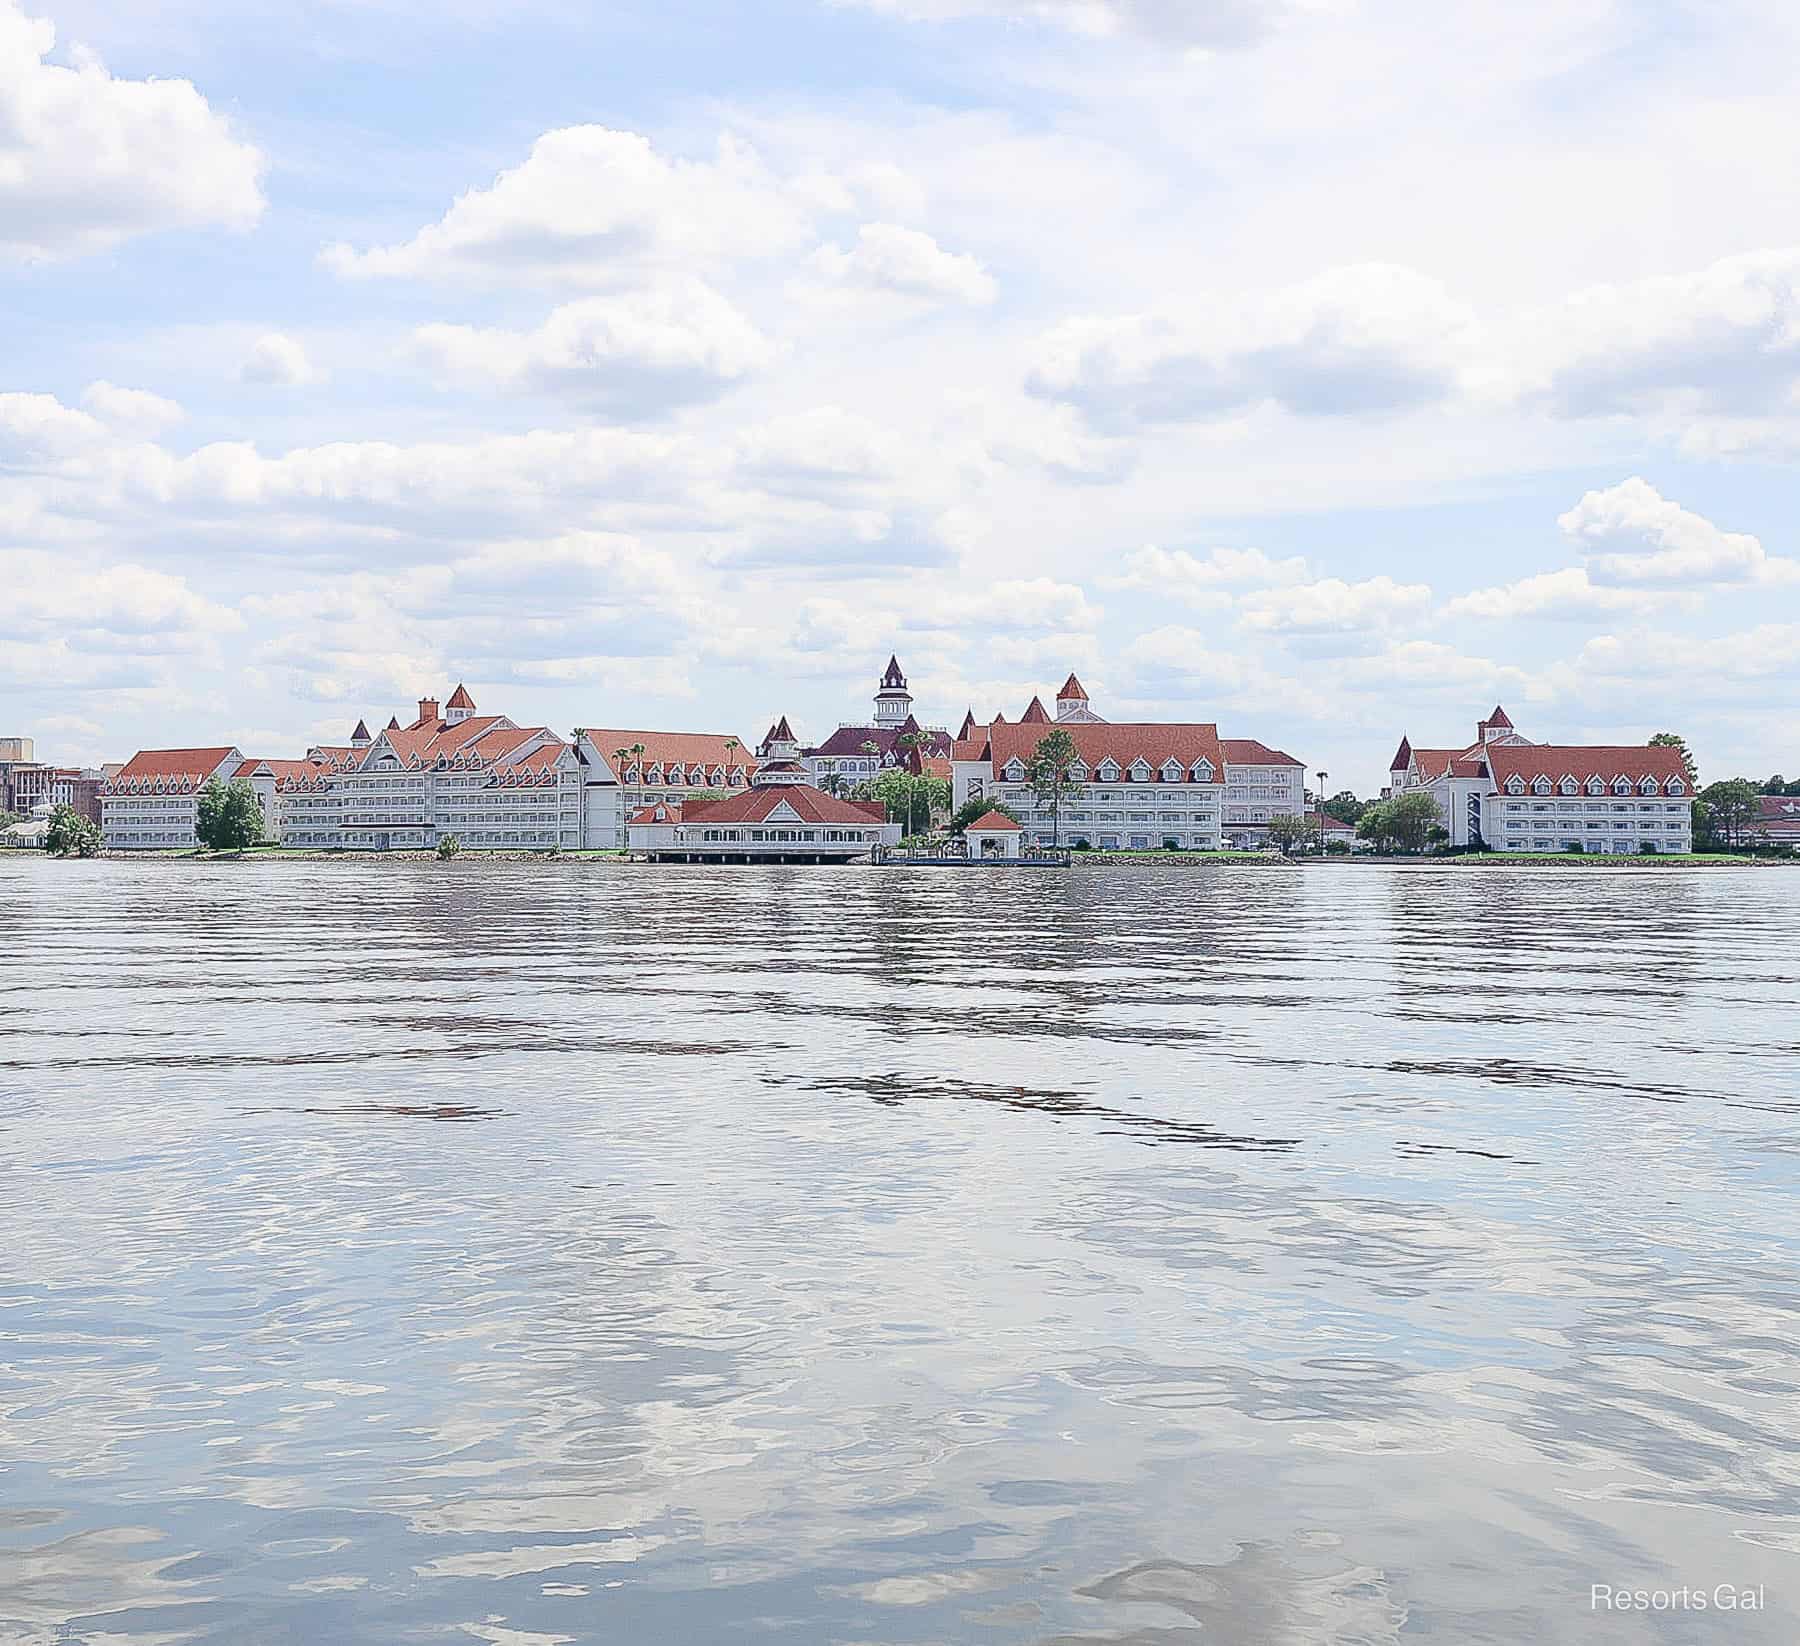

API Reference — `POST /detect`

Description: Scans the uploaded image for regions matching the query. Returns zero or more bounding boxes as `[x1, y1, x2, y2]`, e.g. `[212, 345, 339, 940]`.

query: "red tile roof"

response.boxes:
[446, 684, 476, 710]
[985, 721, 1225, 782]
[957, 710, 978, 739]
[1484, 743, 1690, 791]
[681, 785, 888, 826]
[807, 724, 952, 759]
[1021, 696, 1051, 724]
[1221, 738, 1304, 767]
[113, 748, 238, 783]
[1483, 704, 1513, 729]
[966, 809, 1022, 832]
[581, 729, 755, 777]
[1389, 736, 1413, 771]
[1058, 673, 1088, 701]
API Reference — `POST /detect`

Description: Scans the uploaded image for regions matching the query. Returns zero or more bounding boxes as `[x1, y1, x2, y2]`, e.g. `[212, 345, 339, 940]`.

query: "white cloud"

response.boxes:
[8, 550, 241, 641]
[940, 577, 1099, 630]
[1101, 544, 1311, 605]
[1028, 263, 1482, 429]
[0, 0, 264, 261]
[1537, 248, 1800, 421]
[413, 280, 776, 411]
[1578, 624, 1800, 685]
[1444, 566, 1671, 621]
[810, 222, 996, 306]
[322, 126, 815, 287]
[1558, 477, 1799, 587]
[1237, 573, 1432, 635]
[80, 380, 184, 434]
[242, 332, 320, 386]
[829, 0, 1287, 48]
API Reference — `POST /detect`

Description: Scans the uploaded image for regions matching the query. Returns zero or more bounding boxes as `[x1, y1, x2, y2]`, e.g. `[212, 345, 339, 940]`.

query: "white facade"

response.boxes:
[1221, 741, 1308, 846]
[102, 748, 243, 849]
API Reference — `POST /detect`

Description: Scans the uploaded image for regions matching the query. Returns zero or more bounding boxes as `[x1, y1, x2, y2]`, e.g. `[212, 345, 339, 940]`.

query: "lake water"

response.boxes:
[1, 858, 1796, 1645]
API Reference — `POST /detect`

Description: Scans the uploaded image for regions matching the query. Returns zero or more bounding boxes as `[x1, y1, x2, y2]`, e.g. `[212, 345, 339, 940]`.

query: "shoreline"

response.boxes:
[6, 848, 1790, 869]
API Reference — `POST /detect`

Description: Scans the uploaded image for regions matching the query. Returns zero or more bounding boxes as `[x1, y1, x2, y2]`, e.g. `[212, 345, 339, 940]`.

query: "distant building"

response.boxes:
[802, 657, 952, 790]
[626, 748, 896, 862]
[574, 728, 758, 849]
[952, 678, 1226, 851]
[1385, 706, 1693, 853]
[101, 748, 244, 849]
[1220, 738, 1309, 848]
[1753, 795, 1800, 851]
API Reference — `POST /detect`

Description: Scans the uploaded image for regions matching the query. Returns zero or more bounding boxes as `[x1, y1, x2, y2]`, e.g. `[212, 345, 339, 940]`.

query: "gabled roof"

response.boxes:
[1483, 704, 1513, 729]
[113, 748, 239, 783]
[680, 785, 888, 826]
[581, 729, 756, 776]
[386, 716, 400, 730]
[1058, 673, 1088, 700]
[957, 709, 978, 739]
[770, 714, 795, 742]
[1021, 696, 1051, 724]
[1221, 738, 1303, 767]
[986, 721, 1225, 782]
[807, 724, 952, 758]
[1389, 736, 1413, 772]
[966, 809, 1022, 832]
[446, 684, 476, 710]
[1484, 743, 1689, 789]
[351, 719, 371, 742]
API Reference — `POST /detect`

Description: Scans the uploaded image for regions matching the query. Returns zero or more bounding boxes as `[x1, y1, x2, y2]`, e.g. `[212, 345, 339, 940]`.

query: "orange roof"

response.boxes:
[680, 786, 887, 826]
[583, 729, 756, 775]
[966, 809, 1022, 832]
[1021, 696, 1051, 724]
[114, 748, 238, 783]
[1058, 673, 1087, 700]
[1221, 738, 1304, 767]
[1485, 744, 1688, 789]
[446, 684, 476, 710]
[985, 721, 1226, 782]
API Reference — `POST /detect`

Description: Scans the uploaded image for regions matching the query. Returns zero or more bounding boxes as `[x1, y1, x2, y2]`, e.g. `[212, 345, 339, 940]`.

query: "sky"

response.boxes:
[5, 0, 1800, 795]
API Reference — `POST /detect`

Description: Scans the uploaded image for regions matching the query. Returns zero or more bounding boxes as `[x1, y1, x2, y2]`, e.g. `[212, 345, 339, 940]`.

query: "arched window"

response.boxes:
[1639, 776, 1657, 795]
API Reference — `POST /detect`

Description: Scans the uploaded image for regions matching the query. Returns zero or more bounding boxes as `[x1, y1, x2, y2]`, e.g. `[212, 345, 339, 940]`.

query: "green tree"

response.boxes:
[946, 795, 1021, 835]
[1321, 790, 1366, 825]
[1699, 777, 1761, 849]
[1355, 790, 1441, 853]
[1649, 732, 1699, 788]
[43, 805, 101, 857]
[1265, 813, 1310, 854]
[895, 729, 934, 835]
[1026, 727, 1081, 850]
[436, 834, 462, 859]
[195, 777, 264, 853]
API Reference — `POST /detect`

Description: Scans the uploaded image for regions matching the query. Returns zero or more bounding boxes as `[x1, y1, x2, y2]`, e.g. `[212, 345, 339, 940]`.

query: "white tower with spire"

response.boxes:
[873, 656, 913, 729]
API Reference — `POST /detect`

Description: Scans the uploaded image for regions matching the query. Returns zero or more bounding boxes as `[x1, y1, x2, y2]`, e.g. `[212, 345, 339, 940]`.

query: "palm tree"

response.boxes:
[724, 737, 740, 787]
[1027, 728, 1079, 852]
[1315, 769, 1328, 855]
[895, 730, 932, 837]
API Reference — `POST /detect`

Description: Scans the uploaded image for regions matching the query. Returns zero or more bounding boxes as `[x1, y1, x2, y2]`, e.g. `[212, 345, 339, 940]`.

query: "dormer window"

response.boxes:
[1639, 776, 1658, 795]
[1097, 759, 1120, 781]
[1613, 777, 1632, 795]
[1194, 759, 1214, 782]
[1667, 778, 1684, 796]
[1003, 758, 1027, 780]
[1587, 777, 1604, 795]
[1559, 777, 1578, 796]
[1532, 777, 1551, 795]
[1161, 759, 1184, 781]
[1128, 759, 1152, 780]
[1067, 759, 1089, 781]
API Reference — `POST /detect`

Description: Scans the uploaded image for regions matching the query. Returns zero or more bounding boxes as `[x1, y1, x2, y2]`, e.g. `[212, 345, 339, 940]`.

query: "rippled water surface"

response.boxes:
[2, 858, 1797, 1645]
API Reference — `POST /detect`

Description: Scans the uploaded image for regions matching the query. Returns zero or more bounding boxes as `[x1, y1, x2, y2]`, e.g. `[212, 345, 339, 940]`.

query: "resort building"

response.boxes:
[1386, 707, 1693, 853]
[802, 657, 952, 791]
[952, 680, 1227, 851]
[625, 748, 897, 862]
[1220, 739, 1309, 848]
[964, 809, 1024, 860]
[1753, 795, 1800, 851]
[572, 728, 758, 849]
[100, 748, 243, 849]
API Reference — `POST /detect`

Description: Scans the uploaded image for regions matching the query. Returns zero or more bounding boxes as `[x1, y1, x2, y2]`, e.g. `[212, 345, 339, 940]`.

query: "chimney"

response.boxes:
[417, 697, 439, 726]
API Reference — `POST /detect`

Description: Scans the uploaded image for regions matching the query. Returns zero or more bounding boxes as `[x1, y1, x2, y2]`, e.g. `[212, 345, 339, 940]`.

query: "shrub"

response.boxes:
[436, 835, 462, 859]
[1563, 841, 1585, 854]
[1637, 840, 1659, 854]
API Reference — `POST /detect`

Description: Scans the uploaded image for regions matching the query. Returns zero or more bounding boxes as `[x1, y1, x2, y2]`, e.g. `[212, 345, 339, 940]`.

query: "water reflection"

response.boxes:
[0, 858, 1796, 1644]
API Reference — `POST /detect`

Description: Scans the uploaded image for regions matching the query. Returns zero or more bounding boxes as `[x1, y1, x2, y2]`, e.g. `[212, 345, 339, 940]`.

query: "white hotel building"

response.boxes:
[952, 676, 1229, 851]
[1386, 706, 1693, 854]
